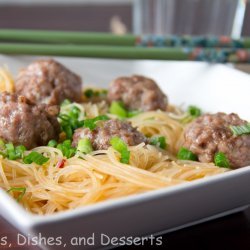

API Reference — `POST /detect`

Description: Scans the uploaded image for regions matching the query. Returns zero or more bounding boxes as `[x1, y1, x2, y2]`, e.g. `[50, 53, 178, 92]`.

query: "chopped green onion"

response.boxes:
[58, 104, 85, 139]
[110, 136, 130, 164]
[181, 105, 202, 124]
[48, 140, 57, 147]
[214, 152, 230, 168]
[68, 106, 81, 119]
[187, 105, 202, 118]
[100, 89, 108, 96]
[95, 115, 109, 121]
[109, 101, 128, 118]
[230, 123, 250, 136]
[62, 139, 71, 147]
[77, 138, 93, 154]
[177, 147, 198, 161]
[0, 151, 6, 157]
[56, 140, 76, 158]
[120, 149, 130, 164]
[110, 137, 127, 153]
[60, 99, 71, 106]
[84, 115, 109, 130]
[0, 139, 5, 150]
[5, 143, 16, 160]
[127, 110, 141, 118]
[7, 187, 26, 202]
[23, 151, 49, 165]
[109, 101, 140, 119]
[0, 142, 26, 160]
[84, 89, 107, 98]
[84, 89, 95, 98]
[150, 136, 167, 149]
[5, 143, 26, 160]
[59, 114, 70, 121]
[62, 124, 74, 139]
[15, 145, 26, 159]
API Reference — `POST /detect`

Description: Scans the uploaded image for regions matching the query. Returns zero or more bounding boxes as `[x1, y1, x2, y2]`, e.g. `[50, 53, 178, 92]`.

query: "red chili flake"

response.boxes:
[56, 159, 66, 168]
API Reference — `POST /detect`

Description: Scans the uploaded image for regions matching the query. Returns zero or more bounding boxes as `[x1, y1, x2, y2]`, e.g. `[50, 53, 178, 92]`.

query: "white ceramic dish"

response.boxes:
[0, 55, 249, 250]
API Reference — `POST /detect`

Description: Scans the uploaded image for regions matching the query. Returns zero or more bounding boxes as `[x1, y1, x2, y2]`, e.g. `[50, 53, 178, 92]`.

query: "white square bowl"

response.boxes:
[0, 55, 249, 250]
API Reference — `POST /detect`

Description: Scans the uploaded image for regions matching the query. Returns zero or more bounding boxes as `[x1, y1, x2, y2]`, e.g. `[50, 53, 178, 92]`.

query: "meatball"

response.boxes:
[0, 92, 60, 149]
[15, 59, 82, 105]
[182, 112, 250, 169]
[108, 75, 168, 111]
[72, 119, 147, 150]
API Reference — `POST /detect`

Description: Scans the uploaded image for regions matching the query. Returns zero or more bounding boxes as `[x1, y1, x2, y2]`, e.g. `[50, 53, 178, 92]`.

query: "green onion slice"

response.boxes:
[127, 110, 141, 118]
[109, 101, 128, 118]
[58, 102, 85, 139]
[84, 89, 95, 98]
[5, 143, 26, 160]
[7, 187, 26, 202]
[84, 115, 109, 130]
[59, 117, 84, 139]
[109, 101, 141, 119]
[150, 136, 167, 149]
[15, 145, 26, 159]
[177, 147, 198, 161]
[5, 143, 16, 160]
[100, 89, 108, 96]
[69, 106, 81, 119]
[84, 89, 107, 98]
[77, 138, 93, 154]
[0, 139, 5, 150]
[187, 105, 202, 118]
[60, 99, 71, 106]
[110, 136, 130, 164]
[23, 152, 49, 165]
[214, 152, 230, 168]
[48, 140, 57, 147]
[230, 123, 250, 136]
[56, 140, 76, 158]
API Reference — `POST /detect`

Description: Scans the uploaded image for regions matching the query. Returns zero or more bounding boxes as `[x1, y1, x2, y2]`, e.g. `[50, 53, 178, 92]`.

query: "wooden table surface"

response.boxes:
[0, 207, 249, 249]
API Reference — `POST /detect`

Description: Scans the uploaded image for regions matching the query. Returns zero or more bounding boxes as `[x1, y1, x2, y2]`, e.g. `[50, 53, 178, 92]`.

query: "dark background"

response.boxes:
[0, 2, 249, 35]
[0, 207, 249, 249]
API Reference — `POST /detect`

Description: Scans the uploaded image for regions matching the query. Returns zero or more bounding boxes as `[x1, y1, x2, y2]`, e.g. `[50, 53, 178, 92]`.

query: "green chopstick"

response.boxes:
[0, 29, 250, 49]
[0, 43, 187, 60]
[0, 43, 249, 63]
[0, 29, 135, 46]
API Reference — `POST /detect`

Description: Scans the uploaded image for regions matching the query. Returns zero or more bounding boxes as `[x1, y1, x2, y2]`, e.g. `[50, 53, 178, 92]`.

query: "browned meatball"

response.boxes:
[108, 75, 168, 111]
[15, 59, 82, 105]
[0, 92, 60, 149]
[72, 119, 147, 150]
[182, 112, 250, 169]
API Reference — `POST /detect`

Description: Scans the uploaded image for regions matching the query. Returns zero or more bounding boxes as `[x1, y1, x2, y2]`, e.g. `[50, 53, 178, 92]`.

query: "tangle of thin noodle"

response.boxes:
[0, 104, 228, 215]
[0, 145, 227, 215]
[129, 111, 184, 154]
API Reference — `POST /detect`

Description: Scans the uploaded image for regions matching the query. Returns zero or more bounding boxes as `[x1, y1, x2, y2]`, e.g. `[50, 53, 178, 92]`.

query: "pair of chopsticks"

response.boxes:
[0, 29, 249, 63]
